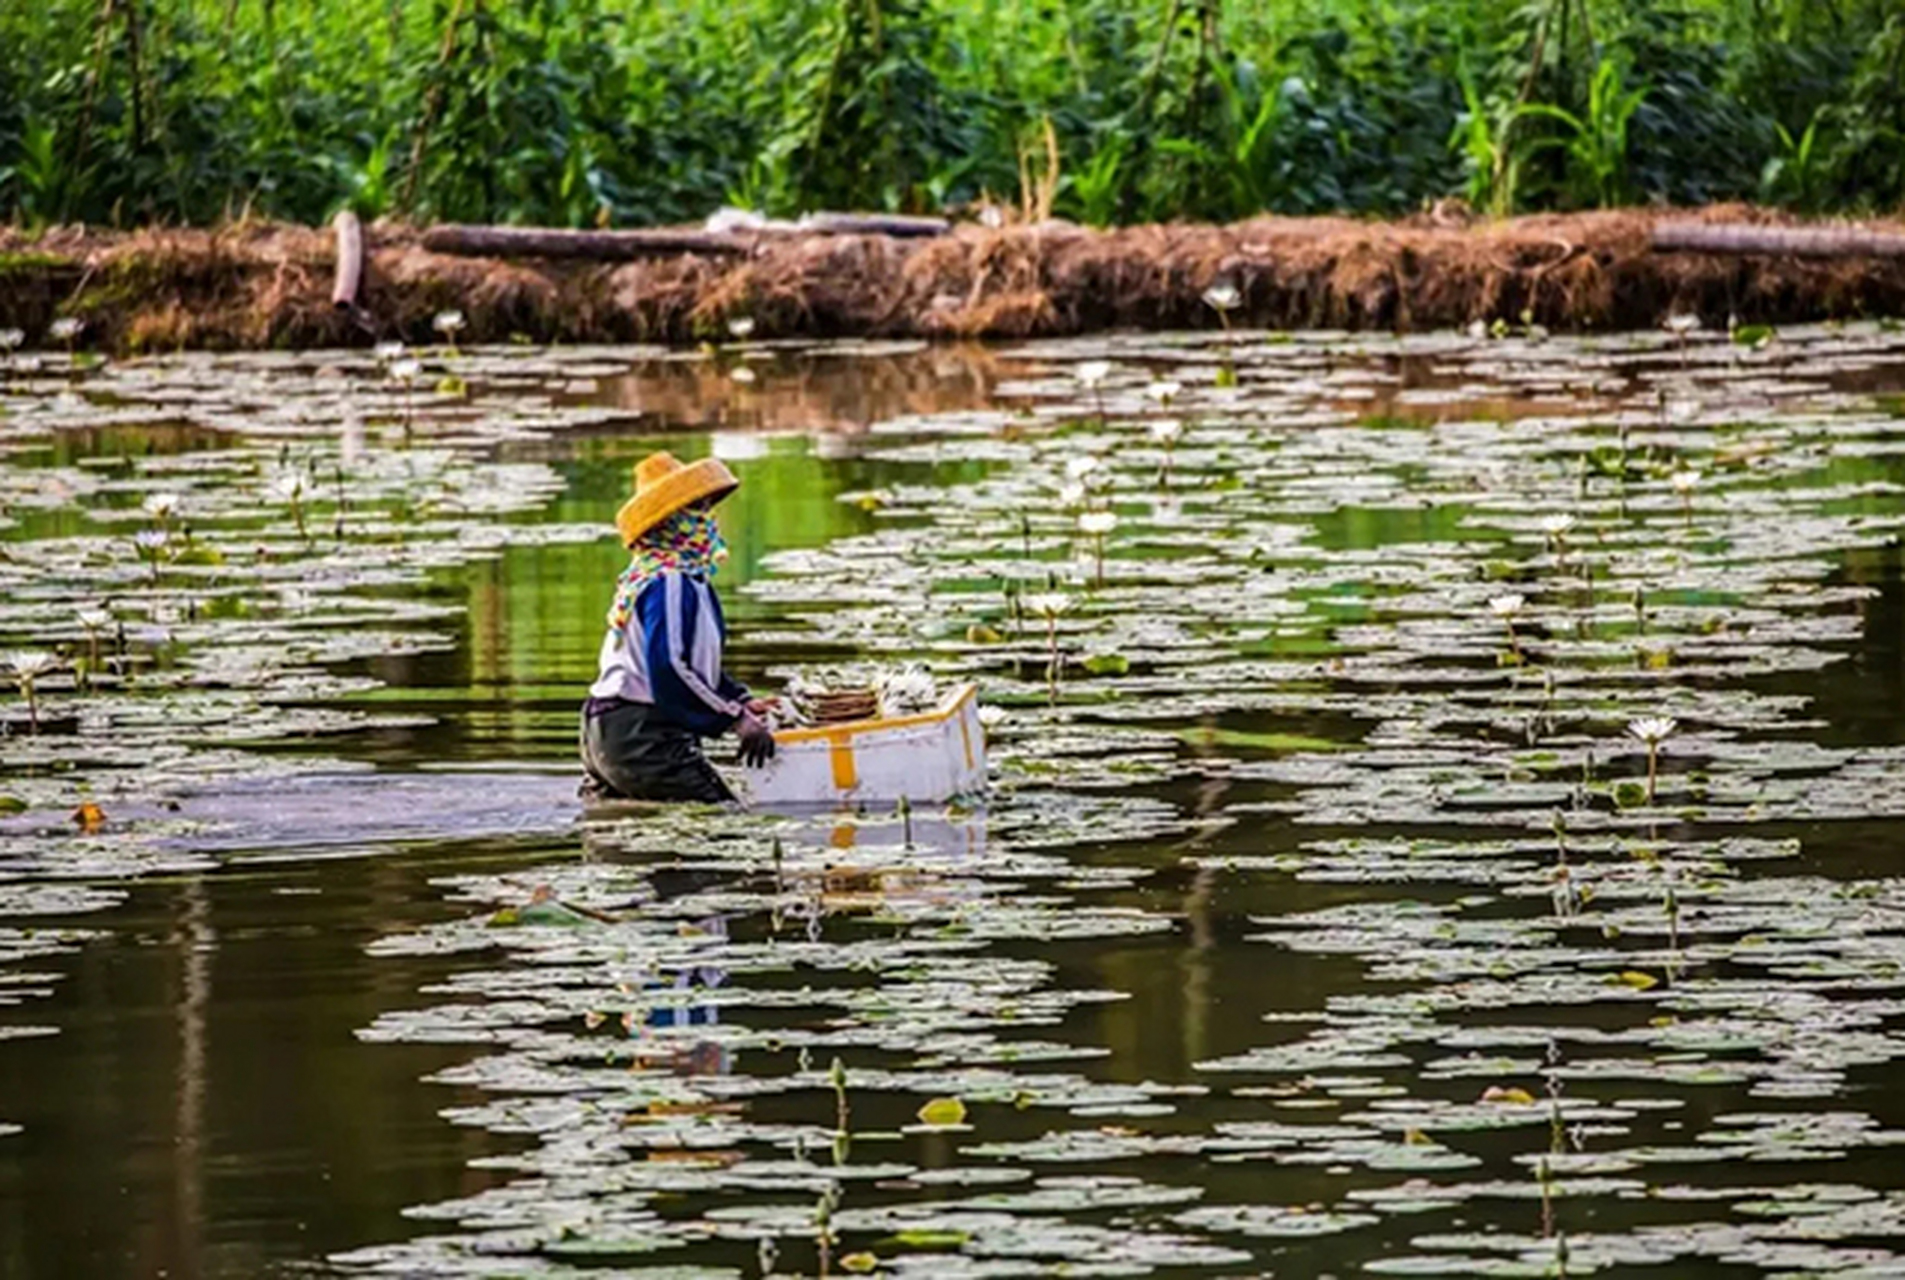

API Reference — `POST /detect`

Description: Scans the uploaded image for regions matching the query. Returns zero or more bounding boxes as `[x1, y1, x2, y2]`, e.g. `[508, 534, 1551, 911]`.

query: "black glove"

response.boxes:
[736, 711, 777, 768]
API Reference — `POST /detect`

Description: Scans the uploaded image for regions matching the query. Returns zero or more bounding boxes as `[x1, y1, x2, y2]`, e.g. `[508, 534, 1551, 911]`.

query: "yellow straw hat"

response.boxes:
[614, 452, 740, 546]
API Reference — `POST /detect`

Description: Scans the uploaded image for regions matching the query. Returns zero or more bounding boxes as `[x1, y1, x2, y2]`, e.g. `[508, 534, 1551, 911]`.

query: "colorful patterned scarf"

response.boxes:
[607, 508, 728, 631]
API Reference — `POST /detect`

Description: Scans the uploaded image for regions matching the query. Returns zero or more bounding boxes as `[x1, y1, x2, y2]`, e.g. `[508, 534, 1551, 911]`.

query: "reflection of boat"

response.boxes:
[742, 683, 987, 805]
[778, 805, 991, 917]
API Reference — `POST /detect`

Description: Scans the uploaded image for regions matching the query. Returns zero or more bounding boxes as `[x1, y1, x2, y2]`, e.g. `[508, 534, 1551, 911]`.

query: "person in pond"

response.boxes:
[580, 451, 776, 802]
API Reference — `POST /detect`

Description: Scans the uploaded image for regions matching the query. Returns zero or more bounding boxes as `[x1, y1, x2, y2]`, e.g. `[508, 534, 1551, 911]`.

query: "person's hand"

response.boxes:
[736, 710, 777, 768]
[745, 696, 781, 718]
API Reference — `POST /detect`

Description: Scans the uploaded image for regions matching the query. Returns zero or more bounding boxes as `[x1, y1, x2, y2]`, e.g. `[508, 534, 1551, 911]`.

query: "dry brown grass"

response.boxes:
[3, 206, 1904, 353]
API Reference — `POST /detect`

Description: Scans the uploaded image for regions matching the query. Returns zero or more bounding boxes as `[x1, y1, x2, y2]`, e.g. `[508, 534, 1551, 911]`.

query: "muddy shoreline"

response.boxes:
[4, 206, 1904, 354]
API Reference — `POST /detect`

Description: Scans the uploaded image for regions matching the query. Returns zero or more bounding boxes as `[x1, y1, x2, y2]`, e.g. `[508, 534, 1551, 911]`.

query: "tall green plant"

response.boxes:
[1518, 58, 1649, 208]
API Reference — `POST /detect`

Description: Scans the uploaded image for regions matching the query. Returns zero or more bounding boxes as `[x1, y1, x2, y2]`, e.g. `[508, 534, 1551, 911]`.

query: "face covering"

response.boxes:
[607, 507, 728, 630]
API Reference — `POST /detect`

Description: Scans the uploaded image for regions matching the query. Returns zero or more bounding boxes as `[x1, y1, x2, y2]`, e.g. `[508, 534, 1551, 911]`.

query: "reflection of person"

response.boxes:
[580, 452, 777, 802]
[634, 918, 733, 1077]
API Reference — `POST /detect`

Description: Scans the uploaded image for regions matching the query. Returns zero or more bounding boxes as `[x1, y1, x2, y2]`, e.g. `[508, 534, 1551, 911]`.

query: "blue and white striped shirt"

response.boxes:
[589, 571, 748, 736]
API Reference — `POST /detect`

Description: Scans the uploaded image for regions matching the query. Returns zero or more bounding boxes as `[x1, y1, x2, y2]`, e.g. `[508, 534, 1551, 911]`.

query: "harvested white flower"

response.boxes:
[876, 664, 939, 717]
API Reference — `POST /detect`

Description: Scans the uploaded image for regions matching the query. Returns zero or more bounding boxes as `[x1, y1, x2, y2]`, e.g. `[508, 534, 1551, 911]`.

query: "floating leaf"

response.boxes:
[1480, 1086, 1538, 1106]
[916, 1096, 968, 1127]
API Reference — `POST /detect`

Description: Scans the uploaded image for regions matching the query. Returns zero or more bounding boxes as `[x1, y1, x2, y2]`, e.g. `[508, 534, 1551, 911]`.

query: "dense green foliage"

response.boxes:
[2, 0, 1901, 229]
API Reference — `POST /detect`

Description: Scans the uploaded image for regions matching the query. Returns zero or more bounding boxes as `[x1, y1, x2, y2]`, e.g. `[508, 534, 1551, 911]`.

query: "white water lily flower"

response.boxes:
[1664, 313, 1701, 335]
[1540, 514, 1575, 538]
[1064, 455, 1100, 480]
[1075, 360, 1113, 389]
[1144, 380, 1182, 404]
[432, 309, 465, 335]
[49, 317, 84, 341]
[977, 705, 1008, 730]
[1201, 282, 1241, 312]
[270, 472, 305, 502]
[1627, 716, 1678, 745]
[1078, 510, 1117, 535]
[76, 608, 111, 631]
[1023, 592, 1072, 619]
[730, 365, 757, 384]
[1466, 319, 1489, 340]
[0, 328, 23, 350]
[388, 358, 423, 382]
[1488, 593, 1525, 618]
[133, 528, 169, 551]
[1149, 418, 1184, 445]
[1670, 469, 1700, 495]
[373, 340, 405, 362]
[877, 665, 938, 716]
[141, 492, 181, 520]
[1058, 481, 1087, 507]
[726, 317, 756, 339]
[6, 650, 57, 679]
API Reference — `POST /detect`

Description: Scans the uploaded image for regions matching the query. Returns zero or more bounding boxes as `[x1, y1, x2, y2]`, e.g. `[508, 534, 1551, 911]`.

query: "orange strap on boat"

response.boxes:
[827, 730, 857, 790]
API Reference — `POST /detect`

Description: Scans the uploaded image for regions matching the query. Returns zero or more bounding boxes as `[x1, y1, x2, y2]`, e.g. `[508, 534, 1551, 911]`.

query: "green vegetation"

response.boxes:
[2, 0, 1901, 230]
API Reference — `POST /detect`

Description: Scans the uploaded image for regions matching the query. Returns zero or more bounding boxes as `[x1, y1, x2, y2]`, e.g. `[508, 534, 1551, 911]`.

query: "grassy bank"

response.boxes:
[4, 208, 1904, 353]
[2, 1, 1901, 232]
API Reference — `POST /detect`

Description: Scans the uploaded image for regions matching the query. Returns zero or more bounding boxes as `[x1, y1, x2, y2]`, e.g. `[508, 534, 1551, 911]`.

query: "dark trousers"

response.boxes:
[580, 700, 736, 804]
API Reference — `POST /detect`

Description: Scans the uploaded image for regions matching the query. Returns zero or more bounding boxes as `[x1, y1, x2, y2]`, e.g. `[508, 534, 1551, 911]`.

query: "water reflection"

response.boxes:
[582, 342, 1004, 433]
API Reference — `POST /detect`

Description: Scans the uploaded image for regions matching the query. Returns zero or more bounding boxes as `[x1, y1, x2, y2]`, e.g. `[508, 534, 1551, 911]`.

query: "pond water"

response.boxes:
[5, 324, 1905, 1277]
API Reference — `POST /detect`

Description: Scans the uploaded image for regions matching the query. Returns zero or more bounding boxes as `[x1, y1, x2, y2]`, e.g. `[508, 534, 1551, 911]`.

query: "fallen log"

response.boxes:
[799, 212, 950, 237]
[1653, 221, 1905, 258]
[330, 209, 363, 307]
[422, 224, 753, 260]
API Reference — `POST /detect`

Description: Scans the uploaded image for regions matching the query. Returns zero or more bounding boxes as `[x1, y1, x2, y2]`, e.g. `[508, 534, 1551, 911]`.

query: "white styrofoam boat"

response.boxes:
[741, 683, 986, 806]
